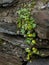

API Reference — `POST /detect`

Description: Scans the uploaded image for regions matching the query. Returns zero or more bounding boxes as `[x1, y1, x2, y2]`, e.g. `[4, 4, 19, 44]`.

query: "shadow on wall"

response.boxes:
[0, 0, 18, 7]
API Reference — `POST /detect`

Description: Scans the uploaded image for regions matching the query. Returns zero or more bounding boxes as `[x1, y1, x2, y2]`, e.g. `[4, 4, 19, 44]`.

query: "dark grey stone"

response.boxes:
[0, 0, 18, 7]
[27, 58, 49, 65]
[0, 0, 13, 4]
[33, 11, 49, 39]
[0, 33, 29, 49]
[0, 22, 17, 35]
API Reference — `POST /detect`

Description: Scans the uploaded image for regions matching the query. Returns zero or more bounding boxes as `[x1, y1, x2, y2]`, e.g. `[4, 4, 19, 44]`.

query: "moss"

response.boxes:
[0, 38, 4, 45]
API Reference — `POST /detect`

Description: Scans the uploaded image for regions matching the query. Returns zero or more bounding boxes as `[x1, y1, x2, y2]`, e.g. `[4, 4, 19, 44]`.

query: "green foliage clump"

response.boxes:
[17, 8, 37, 61]
[17, 8, 36, 35]
[0, 38, 4, 45]
[25, 47, 39, 61]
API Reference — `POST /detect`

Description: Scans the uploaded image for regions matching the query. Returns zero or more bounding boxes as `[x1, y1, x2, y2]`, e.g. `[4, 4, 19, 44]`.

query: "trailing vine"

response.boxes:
[17, 1, 39, 61]
[17, 8, 39, 61]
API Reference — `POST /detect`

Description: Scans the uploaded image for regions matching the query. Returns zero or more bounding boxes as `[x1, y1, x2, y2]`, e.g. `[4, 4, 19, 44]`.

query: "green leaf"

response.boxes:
[20, 29, 25, 34]
[22, 25, 24, 29]
[32, 33, 36, 37]
[24, 24, 28, 30]
[25, 48, 30, 53]
[36, 51, 39, 55]
[26, 39, 31, 44]
[27, 34, 33, 37]
[27, 31, 31, 34]
[32, 47, 37, 53]
[17, 10, 21, 14]
[32, 40, 36, 45]
[18, 22, 21, 28]
[27, 24, 32, 30]
[27, 54, 30, 60]
[30, 17, 35, 23]
[32, 23, 36, 29]
[26, 38, 32, 44]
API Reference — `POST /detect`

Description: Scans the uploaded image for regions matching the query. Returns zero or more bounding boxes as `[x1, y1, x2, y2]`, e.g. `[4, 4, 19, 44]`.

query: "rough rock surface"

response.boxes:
[0, 22, 17, 35]
[0, 0, 33, 65]
[27, 58, 49, 65]
[33, 10, 49, 39]
[0, 21, 49, 49]
[0, 0, 18, 7]
[0, 0, 49, 65]
[0, 52, 22, 65]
